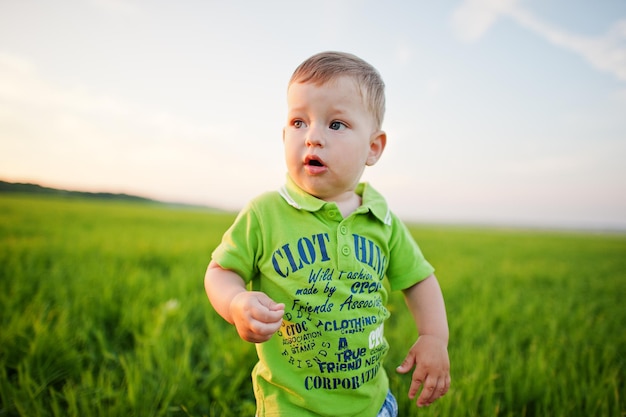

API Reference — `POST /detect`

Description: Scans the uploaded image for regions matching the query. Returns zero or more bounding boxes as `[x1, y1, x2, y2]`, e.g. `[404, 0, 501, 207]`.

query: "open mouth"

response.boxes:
[305, 155, 325, 167]
[304, 155, 327, 174]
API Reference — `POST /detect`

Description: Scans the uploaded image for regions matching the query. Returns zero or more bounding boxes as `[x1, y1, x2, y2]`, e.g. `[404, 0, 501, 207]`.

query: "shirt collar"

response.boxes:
[279, 175, 392, 226]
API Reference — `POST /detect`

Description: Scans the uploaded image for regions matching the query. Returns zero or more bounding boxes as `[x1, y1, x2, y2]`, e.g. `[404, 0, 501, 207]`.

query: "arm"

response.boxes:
[396, 274, 451, 407]
[204, 260, 284, 343]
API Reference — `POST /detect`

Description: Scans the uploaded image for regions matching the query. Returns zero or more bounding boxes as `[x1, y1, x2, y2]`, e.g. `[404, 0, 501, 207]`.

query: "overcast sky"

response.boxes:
[1, 0, 625, 229]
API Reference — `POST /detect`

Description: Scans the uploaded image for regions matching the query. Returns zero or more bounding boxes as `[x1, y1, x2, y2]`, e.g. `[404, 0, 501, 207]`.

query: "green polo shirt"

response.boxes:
[211, 176, 434, 417]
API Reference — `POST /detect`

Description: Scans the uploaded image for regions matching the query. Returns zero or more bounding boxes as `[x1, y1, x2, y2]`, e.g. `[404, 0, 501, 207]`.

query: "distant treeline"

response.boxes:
[0, 180, 156, 203]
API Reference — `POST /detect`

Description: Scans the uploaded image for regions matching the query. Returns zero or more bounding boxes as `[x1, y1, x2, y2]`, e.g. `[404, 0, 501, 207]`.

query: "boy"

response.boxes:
[205, 51, 450, 416]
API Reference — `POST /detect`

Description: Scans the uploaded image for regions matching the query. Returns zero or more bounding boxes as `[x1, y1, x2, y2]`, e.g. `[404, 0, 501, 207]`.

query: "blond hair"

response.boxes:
[289, 51, 386, 129]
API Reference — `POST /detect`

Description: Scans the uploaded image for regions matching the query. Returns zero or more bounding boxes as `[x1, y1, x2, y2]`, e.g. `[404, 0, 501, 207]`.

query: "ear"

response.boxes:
[366, 130, 386, 166]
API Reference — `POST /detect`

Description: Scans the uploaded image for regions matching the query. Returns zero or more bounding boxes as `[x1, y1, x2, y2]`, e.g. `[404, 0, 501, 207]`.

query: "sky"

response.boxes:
[1, 0, 625, 230]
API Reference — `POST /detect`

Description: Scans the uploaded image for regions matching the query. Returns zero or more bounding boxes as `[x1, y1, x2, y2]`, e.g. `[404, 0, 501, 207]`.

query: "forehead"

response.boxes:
[287, 76, 367, 109]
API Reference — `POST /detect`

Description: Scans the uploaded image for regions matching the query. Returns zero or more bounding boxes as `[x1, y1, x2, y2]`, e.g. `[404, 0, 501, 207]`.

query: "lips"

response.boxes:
[305, 155, 324, 166]
[304, 155, 327, 174]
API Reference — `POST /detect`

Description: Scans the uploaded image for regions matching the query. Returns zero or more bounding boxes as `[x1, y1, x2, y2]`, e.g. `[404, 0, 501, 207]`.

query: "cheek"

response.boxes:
[283, 140, 299, 164]
[282, 131, 296, 148]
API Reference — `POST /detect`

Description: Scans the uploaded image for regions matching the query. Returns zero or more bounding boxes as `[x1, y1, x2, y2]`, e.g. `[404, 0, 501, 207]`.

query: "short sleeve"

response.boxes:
[386, 213, 434, 291]
[211, 201, 262, 283]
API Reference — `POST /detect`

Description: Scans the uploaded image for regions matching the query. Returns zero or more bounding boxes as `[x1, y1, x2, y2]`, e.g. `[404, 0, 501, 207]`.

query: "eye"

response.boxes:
[292, 120, 306, 129]
[329, 121, 346, 131]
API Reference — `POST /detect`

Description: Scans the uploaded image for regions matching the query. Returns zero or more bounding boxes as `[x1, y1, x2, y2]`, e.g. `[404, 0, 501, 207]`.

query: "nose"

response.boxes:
[305, 124, 324, 148]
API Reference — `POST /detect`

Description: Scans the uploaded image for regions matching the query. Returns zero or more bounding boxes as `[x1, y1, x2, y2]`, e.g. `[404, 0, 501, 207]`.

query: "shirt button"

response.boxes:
[340, 226, 348, 235]
[342, 246, 350, 256]
[328, 210, 337, 218]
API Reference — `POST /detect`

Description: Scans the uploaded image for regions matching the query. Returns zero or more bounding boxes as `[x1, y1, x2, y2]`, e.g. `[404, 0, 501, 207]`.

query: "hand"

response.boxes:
[229, 291, 285, 343]
[396, 335, 450, 407]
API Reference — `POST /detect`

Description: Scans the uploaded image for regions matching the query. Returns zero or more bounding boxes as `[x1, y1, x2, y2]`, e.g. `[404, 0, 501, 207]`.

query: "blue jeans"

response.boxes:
[377, 390, 398, 417]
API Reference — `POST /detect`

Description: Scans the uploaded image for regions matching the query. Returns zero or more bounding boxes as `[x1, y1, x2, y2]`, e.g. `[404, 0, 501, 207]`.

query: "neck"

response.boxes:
[329, 192, 362, 218]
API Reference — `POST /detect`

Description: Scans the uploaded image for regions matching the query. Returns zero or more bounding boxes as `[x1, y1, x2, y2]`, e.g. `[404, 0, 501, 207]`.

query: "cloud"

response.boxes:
[0, 52, 231, 144]
[450, 0, 519, 42]
[393, 41, 414, 64]
[509, 10, 626, 82]
[0, 52, 246, 204]
[451, 0, 626, 82]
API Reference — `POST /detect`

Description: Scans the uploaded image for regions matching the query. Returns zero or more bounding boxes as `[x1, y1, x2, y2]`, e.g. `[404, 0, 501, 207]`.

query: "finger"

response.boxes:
[441, 374, 451, 397]
[407, 368, 426, 400]
[256, 293, 284, 310]
[408, 378, 423, 401]
[250, 308, 284, 327]
[395, 353, 416, 374]
[251, 299, 284, 324]
[409, 374, 424, 399]
[249, 318, 282, 336]
[258, 307, 284, 324]
[254, 295, 285, 320]
[241, 317, 283, 343]
[266, 302, 285, 320]
[416, 375, 440, 407]
[268, 301, 286, 312]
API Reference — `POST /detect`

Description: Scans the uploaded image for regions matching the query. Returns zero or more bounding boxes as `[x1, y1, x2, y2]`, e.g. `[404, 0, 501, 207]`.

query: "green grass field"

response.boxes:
[1, 194, 624, 416]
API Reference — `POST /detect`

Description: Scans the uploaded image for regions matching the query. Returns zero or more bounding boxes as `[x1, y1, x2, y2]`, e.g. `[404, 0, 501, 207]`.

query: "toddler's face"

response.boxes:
[283, 76, 385, 202]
